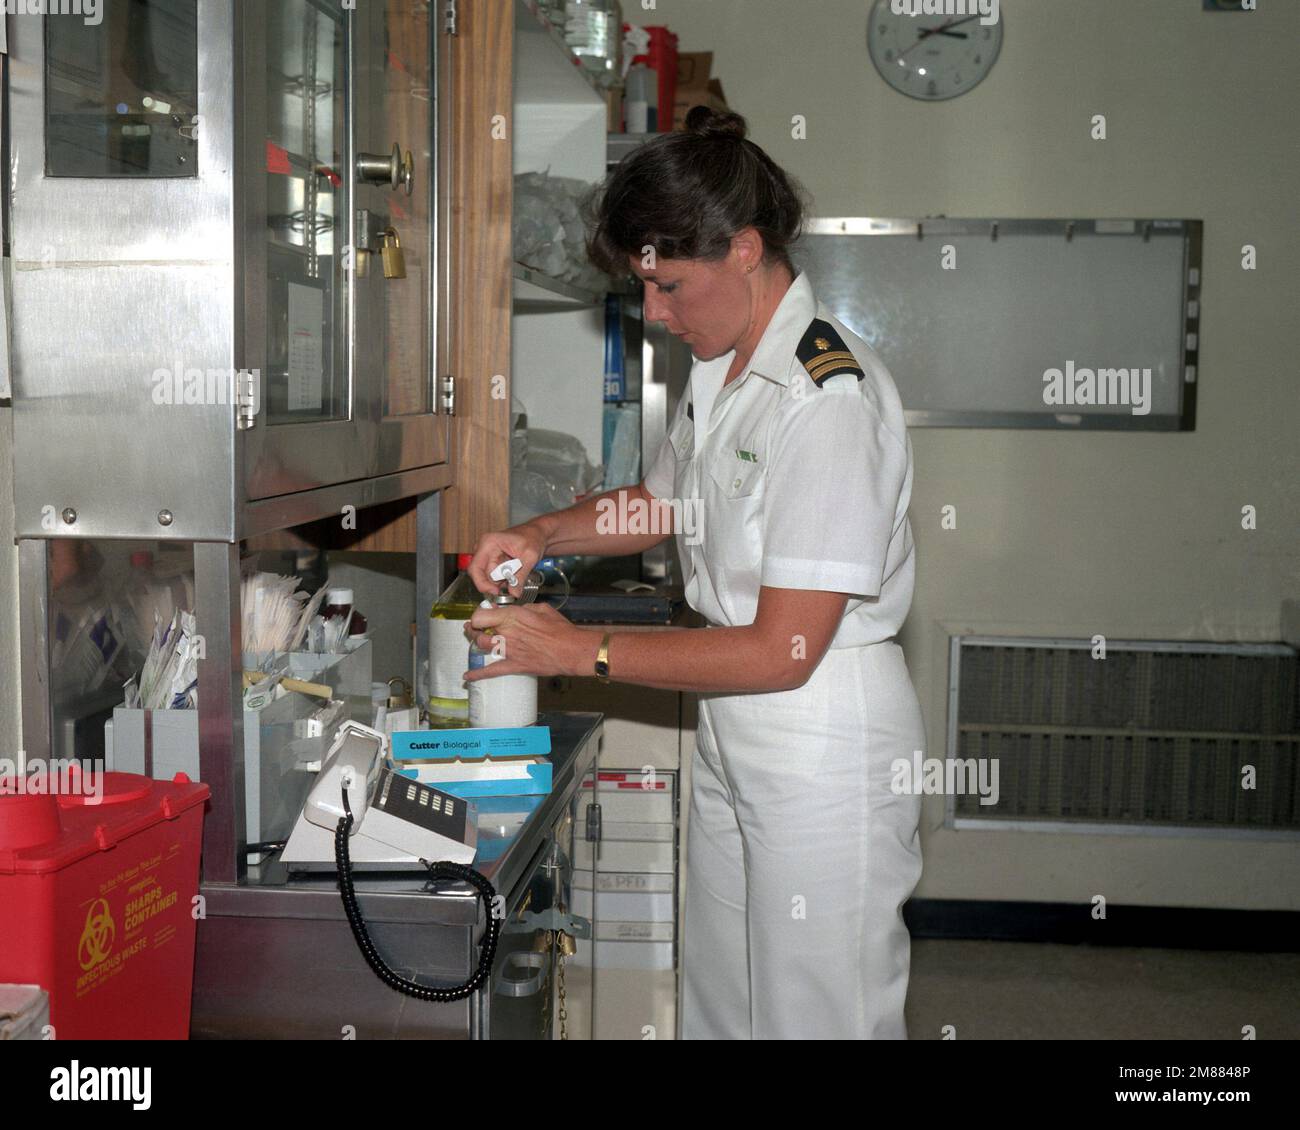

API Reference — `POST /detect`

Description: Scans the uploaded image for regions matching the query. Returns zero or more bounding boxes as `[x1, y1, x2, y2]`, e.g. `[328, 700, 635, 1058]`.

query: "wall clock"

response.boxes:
[867, 0, 1004, 101]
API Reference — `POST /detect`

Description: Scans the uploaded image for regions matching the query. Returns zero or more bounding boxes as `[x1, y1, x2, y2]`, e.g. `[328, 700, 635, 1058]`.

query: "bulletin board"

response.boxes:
[793, 219, 1201, 430]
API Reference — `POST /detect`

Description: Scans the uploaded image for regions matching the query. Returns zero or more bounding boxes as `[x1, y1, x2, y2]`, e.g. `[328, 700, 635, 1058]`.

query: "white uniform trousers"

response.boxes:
[679, 640, 925, 1040]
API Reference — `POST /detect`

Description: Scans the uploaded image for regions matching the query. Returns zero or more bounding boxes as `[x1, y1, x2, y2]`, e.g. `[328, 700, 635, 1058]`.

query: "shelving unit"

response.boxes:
[513, 262, 605, 308]
[511, 0, 614, 506]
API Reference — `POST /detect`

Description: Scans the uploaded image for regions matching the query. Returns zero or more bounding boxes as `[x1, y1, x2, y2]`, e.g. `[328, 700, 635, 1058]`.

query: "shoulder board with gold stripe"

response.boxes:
[796, 318, 864, 388]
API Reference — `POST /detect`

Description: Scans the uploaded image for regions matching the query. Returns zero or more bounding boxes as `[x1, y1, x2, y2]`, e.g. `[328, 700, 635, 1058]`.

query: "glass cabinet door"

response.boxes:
[244, 0, 443, 501]
[243, 0, 374, 501]
[356, 0, 444, 469]
[263, 0, 348, 427]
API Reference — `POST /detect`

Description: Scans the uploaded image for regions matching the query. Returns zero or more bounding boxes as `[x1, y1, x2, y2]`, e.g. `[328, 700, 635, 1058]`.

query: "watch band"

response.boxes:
[594, 632, 612, 683]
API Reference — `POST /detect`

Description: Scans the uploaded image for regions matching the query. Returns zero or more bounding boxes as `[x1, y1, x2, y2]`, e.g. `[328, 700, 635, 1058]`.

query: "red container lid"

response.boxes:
[0, 772, 209, 875]
[56, 770, 153, 808]
[0, 792, 61, 852]
[457, 553, 473, 570]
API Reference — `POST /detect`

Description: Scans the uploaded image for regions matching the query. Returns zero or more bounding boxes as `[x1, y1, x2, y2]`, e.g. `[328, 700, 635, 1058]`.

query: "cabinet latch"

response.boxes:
[518, 907, 592, 941]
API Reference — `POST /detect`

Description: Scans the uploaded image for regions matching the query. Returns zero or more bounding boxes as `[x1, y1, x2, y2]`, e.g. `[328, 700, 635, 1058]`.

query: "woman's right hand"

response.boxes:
[466, 521, 549, 598]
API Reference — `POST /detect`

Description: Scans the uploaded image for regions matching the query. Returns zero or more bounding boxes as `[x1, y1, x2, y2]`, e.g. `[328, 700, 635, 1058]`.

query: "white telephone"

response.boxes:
[281, 721, 499, 1002]
[282, 720, 477, 870]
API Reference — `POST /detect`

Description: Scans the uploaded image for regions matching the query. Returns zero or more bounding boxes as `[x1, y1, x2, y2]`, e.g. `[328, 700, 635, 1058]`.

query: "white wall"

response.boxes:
[648, 0, 1300, 909]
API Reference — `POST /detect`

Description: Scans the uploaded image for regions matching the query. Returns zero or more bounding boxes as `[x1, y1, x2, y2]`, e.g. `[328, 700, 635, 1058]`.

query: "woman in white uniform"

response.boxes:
[465, 107, 925, 1040]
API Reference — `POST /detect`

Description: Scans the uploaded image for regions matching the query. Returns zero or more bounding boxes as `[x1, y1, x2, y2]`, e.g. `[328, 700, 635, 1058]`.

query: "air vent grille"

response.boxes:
[949, 639, 1299, 833]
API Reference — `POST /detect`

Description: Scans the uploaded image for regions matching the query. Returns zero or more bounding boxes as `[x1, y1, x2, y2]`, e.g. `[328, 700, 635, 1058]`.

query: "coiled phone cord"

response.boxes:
[335, 789, 501, 1002]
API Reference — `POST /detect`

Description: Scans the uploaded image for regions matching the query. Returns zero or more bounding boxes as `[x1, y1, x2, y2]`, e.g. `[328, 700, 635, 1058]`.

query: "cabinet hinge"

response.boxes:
[585, 802, 602, 844]
[236, 369, 259, 431]
[443, 0, 458, 36]
[440, 373, 456, 416]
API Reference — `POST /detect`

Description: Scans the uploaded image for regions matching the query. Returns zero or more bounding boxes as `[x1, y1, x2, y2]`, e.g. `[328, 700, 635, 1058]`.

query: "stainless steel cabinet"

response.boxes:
[6, 0, 445, 543]
[7, 1, 451, 884]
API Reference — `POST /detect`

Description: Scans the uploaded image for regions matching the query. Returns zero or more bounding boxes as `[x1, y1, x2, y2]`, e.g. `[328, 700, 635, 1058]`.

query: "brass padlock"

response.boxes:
[556, 930, 577, 957]
[532, 930, 554, 953]
[380, 227, 406, 279]
[386, 676, 412, 709]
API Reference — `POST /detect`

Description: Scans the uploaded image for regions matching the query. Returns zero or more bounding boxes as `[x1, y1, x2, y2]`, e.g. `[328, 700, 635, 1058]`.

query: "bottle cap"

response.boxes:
[457, 553, 473, 570]
[326, 587, 353, 606]
[490, 557, 524, 584]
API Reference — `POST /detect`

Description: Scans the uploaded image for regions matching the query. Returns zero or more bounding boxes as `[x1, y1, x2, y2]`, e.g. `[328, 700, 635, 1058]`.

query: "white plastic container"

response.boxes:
[467, 595, 538, 728]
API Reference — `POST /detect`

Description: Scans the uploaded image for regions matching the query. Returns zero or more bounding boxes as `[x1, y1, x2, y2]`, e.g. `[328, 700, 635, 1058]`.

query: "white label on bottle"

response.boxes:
[429, 618, 470, 703]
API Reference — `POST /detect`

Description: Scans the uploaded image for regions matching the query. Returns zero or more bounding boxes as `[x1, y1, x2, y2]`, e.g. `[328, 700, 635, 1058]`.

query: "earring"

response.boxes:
[746, 265, 755, 273]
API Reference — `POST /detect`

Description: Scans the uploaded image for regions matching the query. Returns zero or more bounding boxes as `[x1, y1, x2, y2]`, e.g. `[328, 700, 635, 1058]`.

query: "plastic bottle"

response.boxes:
[321, 587, 355, 652]
[624, 63, 654, 133]
[344, 610, 369, 650]
[467, 592, 538, 729]
[565, 0, 621, 79]
[428, 554, 479, 726]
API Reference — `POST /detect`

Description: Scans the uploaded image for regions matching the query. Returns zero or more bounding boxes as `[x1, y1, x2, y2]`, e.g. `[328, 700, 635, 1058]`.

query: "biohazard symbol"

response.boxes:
[78, 898, 115, 971]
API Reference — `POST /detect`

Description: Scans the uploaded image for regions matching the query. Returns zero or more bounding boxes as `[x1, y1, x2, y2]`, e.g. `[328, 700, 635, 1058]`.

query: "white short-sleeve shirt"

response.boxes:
[643, 270, 916, 648]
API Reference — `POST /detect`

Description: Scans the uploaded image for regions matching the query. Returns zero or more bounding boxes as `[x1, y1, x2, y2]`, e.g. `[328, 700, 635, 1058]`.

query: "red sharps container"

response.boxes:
[0, 770, 209, 1039]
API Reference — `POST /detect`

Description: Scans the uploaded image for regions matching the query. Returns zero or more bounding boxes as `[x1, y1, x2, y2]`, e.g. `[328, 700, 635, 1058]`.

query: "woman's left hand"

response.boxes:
[463, 602, 595, 681]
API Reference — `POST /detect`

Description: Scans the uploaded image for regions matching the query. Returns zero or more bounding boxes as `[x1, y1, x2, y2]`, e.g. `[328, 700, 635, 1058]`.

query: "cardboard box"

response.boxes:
[672, 51, 729, 131]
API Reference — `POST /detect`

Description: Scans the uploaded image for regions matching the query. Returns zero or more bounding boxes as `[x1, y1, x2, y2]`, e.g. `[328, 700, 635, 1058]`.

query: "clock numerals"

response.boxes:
[866, 0, 1003, 102]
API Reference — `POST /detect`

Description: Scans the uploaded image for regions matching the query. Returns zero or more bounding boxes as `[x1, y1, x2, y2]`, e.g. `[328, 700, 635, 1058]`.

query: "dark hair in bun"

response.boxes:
[684, 105, 747, 140]
[584, 107, 808, 277]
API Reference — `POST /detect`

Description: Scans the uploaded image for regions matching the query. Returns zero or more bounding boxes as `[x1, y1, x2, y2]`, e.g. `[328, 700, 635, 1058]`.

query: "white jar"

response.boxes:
[467, 597, 538, 728]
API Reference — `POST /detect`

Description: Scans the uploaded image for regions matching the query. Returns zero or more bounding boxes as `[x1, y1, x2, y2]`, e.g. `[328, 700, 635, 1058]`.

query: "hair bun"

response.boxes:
[684, 106, 748, 141]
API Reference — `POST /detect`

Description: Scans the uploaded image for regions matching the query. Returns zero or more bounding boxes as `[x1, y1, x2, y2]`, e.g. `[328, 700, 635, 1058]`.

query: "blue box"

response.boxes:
[390, 725, 551, 761]
[390, 725, 553, 798]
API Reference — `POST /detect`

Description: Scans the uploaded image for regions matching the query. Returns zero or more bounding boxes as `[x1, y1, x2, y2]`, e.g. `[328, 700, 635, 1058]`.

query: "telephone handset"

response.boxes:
[282, 721, 500, 1002]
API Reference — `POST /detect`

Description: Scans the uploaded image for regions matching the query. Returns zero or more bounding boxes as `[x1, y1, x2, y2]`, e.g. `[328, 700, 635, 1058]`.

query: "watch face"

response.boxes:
[867, 0, 1004, 101]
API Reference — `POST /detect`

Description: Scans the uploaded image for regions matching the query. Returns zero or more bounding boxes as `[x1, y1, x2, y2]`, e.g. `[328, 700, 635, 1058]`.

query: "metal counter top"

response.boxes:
[197, 711, 603, 927]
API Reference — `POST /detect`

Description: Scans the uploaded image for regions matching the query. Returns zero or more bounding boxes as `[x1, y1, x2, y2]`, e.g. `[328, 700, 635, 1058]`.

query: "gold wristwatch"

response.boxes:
[594, 632, 612, 683]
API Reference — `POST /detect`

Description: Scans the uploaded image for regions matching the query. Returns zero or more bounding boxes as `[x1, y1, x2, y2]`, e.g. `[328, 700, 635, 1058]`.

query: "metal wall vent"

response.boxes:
[947, 637, 1299, 837]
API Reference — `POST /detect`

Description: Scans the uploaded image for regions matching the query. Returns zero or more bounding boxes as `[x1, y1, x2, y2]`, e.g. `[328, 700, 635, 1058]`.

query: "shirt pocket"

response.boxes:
[668, 411, 695, 462]
[708, 446, 764, 500]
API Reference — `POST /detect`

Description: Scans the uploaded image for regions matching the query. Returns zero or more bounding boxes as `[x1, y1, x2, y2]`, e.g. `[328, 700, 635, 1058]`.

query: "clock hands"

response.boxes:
[919, 14, 981, 39]
[898, 13, 978, 59]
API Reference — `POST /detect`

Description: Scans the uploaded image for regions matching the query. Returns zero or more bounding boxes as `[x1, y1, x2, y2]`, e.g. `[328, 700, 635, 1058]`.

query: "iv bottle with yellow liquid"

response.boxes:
[428, 553, 479, 727]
